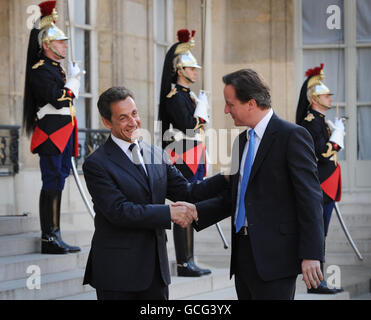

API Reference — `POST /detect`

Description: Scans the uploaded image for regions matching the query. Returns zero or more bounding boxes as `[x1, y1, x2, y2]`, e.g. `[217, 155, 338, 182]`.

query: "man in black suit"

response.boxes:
[82, 86, 227, 300]
[184, 69, 325, 300]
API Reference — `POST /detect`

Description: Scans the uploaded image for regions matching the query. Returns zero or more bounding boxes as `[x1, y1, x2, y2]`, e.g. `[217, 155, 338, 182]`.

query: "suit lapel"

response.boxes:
[104, 137, 150, 193]
[248, 113, 279, 184]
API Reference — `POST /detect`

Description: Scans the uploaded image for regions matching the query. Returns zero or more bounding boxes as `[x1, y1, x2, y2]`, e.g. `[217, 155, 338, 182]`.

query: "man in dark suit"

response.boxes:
[185, 69, 325, 300]
[82, 86, 227, 300]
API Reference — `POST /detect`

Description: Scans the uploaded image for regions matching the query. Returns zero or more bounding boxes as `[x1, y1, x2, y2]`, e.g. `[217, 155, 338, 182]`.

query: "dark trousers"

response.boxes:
[234, 234, 297, 300]
[39, 134, 73, 190]
[96, 254, 169, 300]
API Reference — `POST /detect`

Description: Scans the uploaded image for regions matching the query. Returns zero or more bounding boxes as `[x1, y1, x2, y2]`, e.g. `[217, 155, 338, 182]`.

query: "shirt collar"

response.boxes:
[247, 108, 273, 140]
[111, 133, 138, 154]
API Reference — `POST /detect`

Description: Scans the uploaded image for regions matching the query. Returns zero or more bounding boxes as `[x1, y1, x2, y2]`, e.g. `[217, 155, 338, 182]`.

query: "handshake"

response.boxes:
[170, 201, 198, 228]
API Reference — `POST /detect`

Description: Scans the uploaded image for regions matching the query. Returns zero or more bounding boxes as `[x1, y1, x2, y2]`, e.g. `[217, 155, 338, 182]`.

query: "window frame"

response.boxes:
[294, 0, 371, 190]
[153, 0, 174, 146]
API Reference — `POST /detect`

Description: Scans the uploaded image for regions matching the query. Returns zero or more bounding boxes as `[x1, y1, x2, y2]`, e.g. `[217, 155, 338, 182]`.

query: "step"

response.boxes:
[330, 213, 371, 227]
[170, 268, 233, 300]
[295, 291, 350, 300]
[327, 226, 371, 241]
[56, 265, 371, 300]
[59, 267, 233, 301]
[0, 215, 39, 236]
[352, 292, 371, 300]
[195, 254, 230, 269]
[60, 211, 94, 231]
[326, 239, 371, 253]
[183, 286, 237, 300]
[326, 253, 371, 266]
[336, 203, 371, 215]
[0, 247, 90, 282]
[0, 211, 95, 237]
[340, 192, 371, 205]
[0, 230, 93, 257]
[0, 268, 93, 300]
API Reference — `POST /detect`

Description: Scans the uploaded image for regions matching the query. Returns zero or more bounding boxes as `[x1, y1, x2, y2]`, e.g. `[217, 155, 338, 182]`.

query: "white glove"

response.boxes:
[194, 91, 210, 123]
[334, 117, 345, 131]
[68, 61, 82, 78]
[65, 61, 84, 99]
[326, 119, 336, 132]
[329, 117, 345, 149]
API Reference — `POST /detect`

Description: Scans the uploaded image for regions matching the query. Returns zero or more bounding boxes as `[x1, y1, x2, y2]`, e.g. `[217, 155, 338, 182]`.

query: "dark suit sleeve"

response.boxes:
[164, 150, 228, 203]
[83, 157, 171, 230]
[193, 189, 232, 232]
[287, 126, 325, 261]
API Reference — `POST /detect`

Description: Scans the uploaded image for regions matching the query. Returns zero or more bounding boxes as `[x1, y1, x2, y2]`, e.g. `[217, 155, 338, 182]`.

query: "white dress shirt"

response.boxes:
[234, 108, 274, 227]
[110, 134, 148, 175]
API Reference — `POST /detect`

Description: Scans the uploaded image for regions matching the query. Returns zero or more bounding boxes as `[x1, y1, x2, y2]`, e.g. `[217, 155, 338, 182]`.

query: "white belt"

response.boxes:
[37, 104, 74, 120]
[173, 130, 202, 142]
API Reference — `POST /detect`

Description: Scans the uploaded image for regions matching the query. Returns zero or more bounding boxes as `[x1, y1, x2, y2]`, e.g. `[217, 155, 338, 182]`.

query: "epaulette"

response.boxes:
[32, 59, 45, 70]
[304, 113, 315, 122]
[166, 87, 177, 98]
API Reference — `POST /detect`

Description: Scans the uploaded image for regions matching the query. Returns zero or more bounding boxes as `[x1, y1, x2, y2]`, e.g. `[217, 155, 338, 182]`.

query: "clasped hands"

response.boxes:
[170, 201, 198, 228]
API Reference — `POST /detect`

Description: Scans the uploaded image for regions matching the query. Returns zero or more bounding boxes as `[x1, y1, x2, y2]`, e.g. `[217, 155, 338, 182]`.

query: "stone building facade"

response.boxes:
[0, 0, 369, 216]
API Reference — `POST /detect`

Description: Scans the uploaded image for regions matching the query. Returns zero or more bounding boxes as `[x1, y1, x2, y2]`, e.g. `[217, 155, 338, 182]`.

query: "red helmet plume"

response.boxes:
[305, 63, 324, 78]
[39, 1, 57, 17]
[177, 29, 190, 43]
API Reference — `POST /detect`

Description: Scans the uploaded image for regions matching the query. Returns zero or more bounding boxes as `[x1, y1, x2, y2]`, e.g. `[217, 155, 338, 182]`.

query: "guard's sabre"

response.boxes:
[66, 0, 94, 219]
[71, 158, 95, 218]
[66, 0, 75, 63]
[216, 223, 229, 249]
[334, 202, 363, 261]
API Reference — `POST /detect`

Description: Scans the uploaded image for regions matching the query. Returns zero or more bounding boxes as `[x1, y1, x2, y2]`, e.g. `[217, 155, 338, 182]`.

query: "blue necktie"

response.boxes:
[235, 129, 255, 233]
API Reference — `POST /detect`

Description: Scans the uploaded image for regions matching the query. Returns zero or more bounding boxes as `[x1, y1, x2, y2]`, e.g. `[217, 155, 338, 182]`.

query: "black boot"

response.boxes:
[39, 190, 68, 254]
[173, 224, 211, 277]
[53, 191, 81, 253]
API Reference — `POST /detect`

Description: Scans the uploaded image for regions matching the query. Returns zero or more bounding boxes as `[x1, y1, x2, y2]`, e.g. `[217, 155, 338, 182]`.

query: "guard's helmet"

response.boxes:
[296, 64, 333, 124]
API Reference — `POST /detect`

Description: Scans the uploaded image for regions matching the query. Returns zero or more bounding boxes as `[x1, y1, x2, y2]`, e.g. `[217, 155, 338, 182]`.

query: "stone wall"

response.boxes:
[0, 0, 294, 215]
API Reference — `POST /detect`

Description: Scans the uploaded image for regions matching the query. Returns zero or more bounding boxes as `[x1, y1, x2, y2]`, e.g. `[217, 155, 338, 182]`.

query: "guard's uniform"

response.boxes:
[23, 1, 81, 254]
[30, 56, 78, 190]
[159, 29, 210, 277]
[296, 63, 344, 293]
[300, 108, 341, 235]
[164, 84, 206, 181]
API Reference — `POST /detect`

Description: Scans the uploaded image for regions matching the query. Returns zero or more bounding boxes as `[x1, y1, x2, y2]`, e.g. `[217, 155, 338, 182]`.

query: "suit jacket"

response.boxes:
[195, 113, 325, 282]
[82, 136, 227, 292]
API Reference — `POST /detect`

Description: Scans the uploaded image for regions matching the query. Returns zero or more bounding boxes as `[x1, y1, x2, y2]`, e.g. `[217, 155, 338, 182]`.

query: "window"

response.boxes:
[356, 0, 371, 160]
[64, 0, 98, 161]
[299, 0, 346, 160]
[153, 0, 173, 146]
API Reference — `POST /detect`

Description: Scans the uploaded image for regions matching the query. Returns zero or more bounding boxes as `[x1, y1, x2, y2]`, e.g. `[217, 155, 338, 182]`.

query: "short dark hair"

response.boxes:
[97, 86, 134, 120]
[222, 69, 271, 109]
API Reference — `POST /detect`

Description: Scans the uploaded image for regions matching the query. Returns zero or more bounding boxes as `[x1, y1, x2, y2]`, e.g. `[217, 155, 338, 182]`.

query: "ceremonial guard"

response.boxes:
[23, 1, 82, 254]
[296, 64, 345, 293]
[159, 29, 210, 277]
